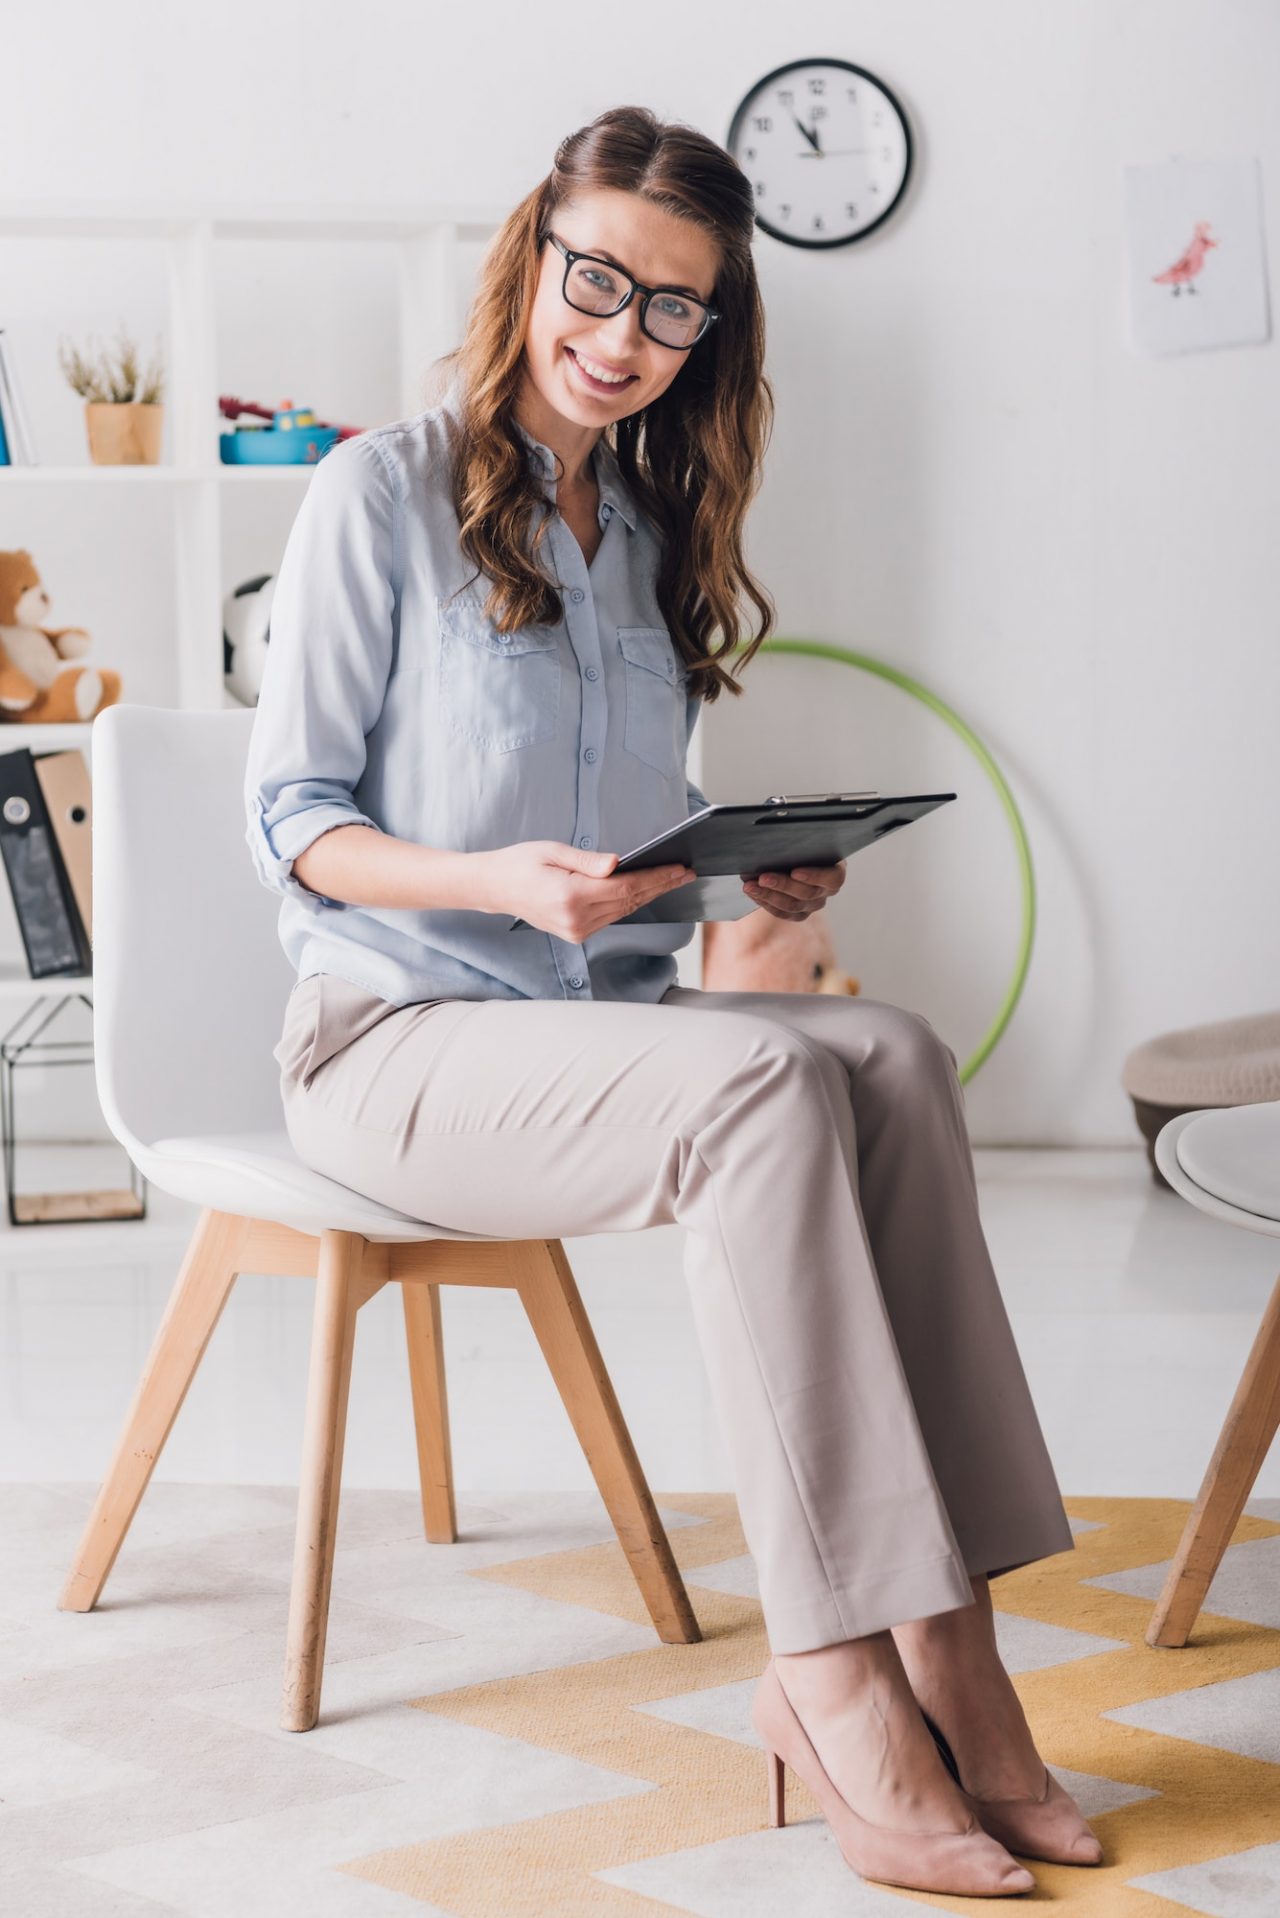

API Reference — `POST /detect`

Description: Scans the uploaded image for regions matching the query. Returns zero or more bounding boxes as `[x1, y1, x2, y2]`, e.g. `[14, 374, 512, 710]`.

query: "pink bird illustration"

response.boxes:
[1152, 219, 1218, 296]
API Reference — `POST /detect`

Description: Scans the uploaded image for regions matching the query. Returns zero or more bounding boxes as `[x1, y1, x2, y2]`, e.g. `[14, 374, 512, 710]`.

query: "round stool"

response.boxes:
[1121, 1009, 1280, 1189]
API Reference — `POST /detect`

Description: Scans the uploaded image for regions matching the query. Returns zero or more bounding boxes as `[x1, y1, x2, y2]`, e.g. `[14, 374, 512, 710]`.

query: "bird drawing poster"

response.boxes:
[1123, 156, 1270, 355]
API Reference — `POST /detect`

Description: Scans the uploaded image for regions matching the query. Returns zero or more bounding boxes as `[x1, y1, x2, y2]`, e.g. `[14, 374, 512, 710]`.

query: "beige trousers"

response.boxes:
[275, 970, 1074, 1654]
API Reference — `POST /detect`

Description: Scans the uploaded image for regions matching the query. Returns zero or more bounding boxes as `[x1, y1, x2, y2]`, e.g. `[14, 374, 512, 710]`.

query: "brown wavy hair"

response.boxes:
[431, 105, 775, 705]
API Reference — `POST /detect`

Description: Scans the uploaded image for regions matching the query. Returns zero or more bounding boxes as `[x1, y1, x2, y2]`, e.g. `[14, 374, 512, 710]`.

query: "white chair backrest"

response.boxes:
[91, 703, 295, 1155]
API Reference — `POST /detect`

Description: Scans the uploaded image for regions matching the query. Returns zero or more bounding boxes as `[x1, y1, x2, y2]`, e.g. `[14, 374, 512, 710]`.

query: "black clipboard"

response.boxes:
[506, 788, 957, 930]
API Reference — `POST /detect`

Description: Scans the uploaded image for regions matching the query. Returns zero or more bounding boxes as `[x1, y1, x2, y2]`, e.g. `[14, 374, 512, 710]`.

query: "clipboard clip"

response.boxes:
[763, 791, 881, 805]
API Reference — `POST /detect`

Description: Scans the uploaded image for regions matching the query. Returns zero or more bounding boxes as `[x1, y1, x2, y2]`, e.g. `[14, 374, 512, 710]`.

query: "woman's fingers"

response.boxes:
[748, 874, 816, 902]
[743, 879, 819, 918]
[742, 861, 846, 919]
[788, 862, 846, 895]
[747, 865, 837, 899]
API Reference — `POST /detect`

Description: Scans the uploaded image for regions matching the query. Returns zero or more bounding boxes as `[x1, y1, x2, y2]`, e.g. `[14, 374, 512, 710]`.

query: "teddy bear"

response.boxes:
[0, 549, 122, 722]
[702, 900, 860, 996]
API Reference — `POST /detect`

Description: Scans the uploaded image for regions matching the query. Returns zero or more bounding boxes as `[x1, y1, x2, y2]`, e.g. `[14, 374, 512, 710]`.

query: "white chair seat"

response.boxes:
[144, 1129, 493, 1244]
[1154, 1100, 1280, 1237]
[61, 703, 703, 1735]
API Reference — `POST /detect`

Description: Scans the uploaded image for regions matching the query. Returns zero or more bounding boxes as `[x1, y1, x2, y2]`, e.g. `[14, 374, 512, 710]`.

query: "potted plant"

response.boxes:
[58, 325, 165, 465]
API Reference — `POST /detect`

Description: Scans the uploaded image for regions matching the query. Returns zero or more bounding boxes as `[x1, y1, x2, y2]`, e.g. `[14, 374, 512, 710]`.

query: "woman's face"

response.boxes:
[521, 187, 721, 437]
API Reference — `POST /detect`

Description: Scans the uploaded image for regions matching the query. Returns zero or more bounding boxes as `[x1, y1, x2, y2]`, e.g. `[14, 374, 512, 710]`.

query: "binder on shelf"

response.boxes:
[0, 329, 37, 465]
[0, 747, 91, 978]
[34, 749, 93, 944]
[0, 336, 19, 465]
[0, 341, 14, 467]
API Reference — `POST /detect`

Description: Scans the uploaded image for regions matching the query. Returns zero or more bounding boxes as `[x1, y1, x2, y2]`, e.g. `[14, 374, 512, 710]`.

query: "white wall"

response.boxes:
[2, 0, 1275, 1145]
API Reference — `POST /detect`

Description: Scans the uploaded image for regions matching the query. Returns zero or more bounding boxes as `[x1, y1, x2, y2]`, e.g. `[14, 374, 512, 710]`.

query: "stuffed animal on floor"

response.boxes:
[702, 904, 860, 996]
[0, 549, 122, 722]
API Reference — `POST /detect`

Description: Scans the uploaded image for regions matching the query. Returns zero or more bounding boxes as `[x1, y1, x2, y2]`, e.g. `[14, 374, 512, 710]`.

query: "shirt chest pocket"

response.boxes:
[617, 625, 683, 777]
[437, 595, 561, 753]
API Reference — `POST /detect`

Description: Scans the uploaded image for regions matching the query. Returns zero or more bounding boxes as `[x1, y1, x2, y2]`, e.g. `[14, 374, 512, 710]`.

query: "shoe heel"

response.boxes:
[766, 1745, 786, 1828]
[752, 1657, 1035, 1896]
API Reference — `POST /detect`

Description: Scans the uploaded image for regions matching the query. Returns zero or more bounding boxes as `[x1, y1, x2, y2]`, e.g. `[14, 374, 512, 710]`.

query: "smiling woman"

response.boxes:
[439, 125, 774, 698]
[245, 104, 1089, 1901]
[565, 343, 641, 392]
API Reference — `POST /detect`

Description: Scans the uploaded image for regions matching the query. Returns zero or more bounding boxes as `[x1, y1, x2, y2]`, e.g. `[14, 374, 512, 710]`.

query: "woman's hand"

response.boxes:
[478, 840, 694, 939]
[742, 860, 847, 921]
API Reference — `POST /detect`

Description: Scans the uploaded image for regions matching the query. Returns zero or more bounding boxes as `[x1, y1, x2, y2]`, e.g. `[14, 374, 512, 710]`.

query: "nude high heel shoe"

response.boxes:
[921, 1707, 1104, 1866]
[751, 1658, 1036, 1897]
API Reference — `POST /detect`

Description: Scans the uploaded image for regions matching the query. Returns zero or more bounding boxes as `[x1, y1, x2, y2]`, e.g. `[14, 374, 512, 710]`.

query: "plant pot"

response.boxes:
[85, 401, 164, 465]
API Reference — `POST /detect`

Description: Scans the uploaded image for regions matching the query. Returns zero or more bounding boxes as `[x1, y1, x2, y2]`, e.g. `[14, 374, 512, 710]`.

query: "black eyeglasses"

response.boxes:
[543, 231, 720, 351]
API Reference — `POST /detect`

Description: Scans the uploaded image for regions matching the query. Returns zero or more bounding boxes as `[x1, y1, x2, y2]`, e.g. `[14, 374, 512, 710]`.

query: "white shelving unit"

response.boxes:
[0, 201, 515, 1200]
[0, 199, 508, 1014]
[0, 200, 509, 713]
[0, 198, 706, 1036]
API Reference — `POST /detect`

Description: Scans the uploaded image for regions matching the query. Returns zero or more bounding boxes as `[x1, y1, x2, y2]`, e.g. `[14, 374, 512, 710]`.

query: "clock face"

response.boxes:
[727, 58, 913, 248]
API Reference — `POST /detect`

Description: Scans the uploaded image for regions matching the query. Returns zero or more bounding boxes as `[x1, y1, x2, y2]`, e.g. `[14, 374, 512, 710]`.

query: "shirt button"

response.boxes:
[585, 665, 599, 681]
[579, 834, 592, 847]
[584, 747, 597, 763]
[570, 588, 585, 604]
[569, 975, 585, 989]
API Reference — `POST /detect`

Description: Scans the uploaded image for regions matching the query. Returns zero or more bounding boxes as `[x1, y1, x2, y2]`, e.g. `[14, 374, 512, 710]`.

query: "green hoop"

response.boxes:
[724, 638, 1036, 1084]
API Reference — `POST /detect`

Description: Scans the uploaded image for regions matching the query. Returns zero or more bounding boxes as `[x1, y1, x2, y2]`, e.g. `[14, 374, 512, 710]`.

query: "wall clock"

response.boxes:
[726, 57, 913, 248]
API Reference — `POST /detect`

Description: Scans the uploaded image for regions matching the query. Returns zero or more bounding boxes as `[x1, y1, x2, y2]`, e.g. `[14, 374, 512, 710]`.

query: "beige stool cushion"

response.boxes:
[1122, 1009, 1280, 1108]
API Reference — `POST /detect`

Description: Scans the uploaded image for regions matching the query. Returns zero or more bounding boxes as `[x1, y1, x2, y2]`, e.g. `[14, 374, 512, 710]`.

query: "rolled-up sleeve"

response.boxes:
[244, 432, 398, 911]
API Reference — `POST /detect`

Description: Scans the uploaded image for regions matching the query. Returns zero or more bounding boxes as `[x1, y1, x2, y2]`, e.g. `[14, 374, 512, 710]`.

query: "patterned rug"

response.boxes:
[6, 1485, 1280, 1915]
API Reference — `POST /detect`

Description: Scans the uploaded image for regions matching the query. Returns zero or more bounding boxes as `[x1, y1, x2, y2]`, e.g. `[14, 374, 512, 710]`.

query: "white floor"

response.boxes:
[3, 1141, 1278, 1502]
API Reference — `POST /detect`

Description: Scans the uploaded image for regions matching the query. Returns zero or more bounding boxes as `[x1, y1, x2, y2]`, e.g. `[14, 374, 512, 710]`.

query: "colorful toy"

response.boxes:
[0, 550, 121, 722]
[703, 907, 860, 997]
[218, 395, 350, 465]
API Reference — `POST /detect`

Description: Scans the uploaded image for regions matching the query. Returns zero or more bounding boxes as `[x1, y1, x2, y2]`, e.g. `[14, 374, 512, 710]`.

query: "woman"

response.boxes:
[244, 105, 1101, 1898]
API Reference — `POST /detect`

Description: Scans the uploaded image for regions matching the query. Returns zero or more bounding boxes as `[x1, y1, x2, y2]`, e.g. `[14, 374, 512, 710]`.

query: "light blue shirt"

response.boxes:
[244, 374, 710, 1007]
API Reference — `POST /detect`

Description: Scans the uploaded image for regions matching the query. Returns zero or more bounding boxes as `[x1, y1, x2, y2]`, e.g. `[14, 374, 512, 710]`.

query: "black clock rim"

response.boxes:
[726, 55, 914, 249]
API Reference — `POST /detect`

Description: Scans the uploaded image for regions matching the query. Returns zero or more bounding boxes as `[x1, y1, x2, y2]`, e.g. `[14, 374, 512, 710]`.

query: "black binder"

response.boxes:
[0, 747, 92, 977]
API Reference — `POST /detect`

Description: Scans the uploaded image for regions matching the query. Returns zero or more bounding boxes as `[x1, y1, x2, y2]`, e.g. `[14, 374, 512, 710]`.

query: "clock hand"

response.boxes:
[796, 146, 881, 157]
[792, 113, 821, 154]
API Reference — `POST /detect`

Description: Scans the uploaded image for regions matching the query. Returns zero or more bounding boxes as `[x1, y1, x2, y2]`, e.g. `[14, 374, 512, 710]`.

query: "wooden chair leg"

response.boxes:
[281, 1230, 384, 1731]
[514, 1240, 701, 1645]
[59, 1207, 245, 1613]
[403, 1281, 456, 1543]
[1148, 1268, 1280, 1648]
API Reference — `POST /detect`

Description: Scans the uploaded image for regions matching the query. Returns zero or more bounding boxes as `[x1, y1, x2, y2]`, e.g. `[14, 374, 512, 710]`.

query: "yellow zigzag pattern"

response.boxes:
[337, 1495, 1280, 1916]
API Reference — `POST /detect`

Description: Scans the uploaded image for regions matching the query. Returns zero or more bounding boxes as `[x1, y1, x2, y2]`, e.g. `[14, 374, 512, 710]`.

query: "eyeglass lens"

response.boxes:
[564, 257, 709, 348]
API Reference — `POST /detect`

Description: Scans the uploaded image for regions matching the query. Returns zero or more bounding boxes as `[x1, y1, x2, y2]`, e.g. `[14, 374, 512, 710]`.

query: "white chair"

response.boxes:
[59, 705, 701, 1730]
[1146, 1099, 1280, 1647]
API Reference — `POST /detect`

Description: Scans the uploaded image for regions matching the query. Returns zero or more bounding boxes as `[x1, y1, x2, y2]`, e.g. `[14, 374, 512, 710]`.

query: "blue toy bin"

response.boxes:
[219, 406, 340, 465]
[220, 427, 340, 465]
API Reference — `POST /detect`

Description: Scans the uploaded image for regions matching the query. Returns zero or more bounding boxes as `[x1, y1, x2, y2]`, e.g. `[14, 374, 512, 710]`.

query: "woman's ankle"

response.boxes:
[892, 1577, 995, 1653]
[774, 1629, 929, 1724]
[775, 1628, 899, 1681]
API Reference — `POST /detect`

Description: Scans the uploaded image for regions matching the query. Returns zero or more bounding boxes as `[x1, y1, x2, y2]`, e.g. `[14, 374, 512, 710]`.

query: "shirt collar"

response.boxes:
[512, 415, 639, 533]
[590, 434, 640, 533]
[437, 372, 640, 533]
